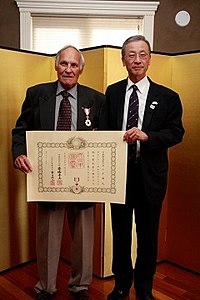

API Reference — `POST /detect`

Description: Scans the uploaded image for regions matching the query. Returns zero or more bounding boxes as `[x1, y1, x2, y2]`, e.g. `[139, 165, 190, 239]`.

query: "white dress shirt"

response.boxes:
[122, 76, 150, 156]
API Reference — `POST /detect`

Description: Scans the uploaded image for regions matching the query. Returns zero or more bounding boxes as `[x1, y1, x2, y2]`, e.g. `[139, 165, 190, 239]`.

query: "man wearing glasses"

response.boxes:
[106, 35, 184, 300]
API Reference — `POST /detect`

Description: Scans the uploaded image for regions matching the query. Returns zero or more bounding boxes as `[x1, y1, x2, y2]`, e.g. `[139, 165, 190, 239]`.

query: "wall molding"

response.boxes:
[15, 0, 160, 51]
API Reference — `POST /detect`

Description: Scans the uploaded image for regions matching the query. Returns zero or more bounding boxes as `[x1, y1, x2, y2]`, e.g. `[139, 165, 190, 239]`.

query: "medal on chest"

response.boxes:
[82, 107, 91, 126]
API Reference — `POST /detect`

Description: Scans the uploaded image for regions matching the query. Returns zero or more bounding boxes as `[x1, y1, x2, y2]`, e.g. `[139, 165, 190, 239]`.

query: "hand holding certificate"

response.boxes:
[26, 131, 127, 204]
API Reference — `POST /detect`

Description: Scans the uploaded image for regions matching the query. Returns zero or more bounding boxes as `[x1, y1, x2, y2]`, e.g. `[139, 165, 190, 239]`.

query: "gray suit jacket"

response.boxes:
[12, 80, 107, 209]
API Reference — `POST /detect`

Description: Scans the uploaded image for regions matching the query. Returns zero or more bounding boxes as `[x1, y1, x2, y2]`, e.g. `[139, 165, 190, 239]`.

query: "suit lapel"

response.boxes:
[77, 85, 87, 130]
[40, 82, 57, 130]
[142, 81, 159, 130]
[116, 80, 127, 129]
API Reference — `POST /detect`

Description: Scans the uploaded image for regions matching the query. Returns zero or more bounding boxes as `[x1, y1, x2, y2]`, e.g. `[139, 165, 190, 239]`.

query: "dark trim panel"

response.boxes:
[1, 45, 200, 57]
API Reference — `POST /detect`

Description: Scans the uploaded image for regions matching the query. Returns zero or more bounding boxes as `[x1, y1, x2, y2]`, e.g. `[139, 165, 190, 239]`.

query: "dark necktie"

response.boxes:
[56, 91, 71, 130]
[126, 85, 139, 160]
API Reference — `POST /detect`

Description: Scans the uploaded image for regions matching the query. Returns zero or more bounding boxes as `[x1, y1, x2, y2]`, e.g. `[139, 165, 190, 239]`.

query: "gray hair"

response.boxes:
[55, 45, 85, 70]
[121, 35, 151, 57]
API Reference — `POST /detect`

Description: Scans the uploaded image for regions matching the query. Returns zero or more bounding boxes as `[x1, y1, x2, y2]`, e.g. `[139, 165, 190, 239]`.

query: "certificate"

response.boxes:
[26, 131, 127, 204]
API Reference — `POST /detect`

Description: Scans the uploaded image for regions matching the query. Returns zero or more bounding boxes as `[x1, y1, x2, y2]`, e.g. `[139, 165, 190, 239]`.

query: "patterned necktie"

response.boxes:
[126, 85, 139, 160]
[56, 91, 71, 130]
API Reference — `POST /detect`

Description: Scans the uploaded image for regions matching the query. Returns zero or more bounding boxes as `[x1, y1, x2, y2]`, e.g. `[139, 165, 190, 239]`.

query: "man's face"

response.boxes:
[55, 47, 83, 89]
[122, 40, 151, 83]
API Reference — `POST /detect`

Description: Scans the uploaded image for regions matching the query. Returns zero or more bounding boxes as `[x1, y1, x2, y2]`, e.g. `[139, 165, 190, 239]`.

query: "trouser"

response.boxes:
[111, 162, 163, 294]
[34, 203, 94, 294]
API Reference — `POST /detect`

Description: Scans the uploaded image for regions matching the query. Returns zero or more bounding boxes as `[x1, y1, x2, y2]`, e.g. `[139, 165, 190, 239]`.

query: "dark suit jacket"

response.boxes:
[106, 78, 185, 205]
[12, 80, 107, 209]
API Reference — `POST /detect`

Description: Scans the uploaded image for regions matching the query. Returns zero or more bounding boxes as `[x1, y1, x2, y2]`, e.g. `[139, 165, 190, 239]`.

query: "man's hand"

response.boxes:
[14, 155, 33, 174]
[123, 127, 148, 144]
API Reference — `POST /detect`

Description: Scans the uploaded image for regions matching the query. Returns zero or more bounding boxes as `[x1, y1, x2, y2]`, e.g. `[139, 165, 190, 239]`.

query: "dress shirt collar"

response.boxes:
[127, 76, 149, 94]
[56, 81, 77, 99]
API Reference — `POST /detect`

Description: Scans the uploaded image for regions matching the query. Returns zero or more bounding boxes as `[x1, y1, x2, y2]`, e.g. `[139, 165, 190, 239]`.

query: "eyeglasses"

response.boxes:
[125, 52, 150, 60]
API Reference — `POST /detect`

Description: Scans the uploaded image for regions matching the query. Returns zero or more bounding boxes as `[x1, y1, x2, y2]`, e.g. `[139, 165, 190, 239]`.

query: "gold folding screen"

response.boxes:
[0, 49, 53, 270]
[166, 53, 200, 272]
[0, 47, 199, 273]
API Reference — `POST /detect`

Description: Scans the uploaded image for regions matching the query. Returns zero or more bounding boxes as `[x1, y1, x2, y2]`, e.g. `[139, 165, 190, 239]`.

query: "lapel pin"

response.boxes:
[150, 101, 158, 110]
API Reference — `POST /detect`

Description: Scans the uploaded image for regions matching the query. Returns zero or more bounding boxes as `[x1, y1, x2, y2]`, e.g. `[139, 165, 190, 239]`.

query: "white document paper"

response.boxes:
[26, 131, 127, 204]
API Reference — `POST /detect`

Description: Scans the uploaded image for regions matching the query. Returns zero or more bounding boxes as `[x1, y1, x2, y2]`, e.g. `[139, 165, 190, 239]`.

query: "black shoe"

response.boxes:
[136, 292, 155, 300]
[72, 289, 89, 300]
[107, 288, 129, 300]
[35, 291, 53, 300]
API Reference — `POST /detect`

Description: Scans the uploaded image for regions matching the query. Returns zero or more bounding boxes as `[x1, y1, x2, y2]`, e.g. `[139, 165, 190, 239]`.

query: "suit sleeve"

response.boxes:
[11, 88, 33, 161]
